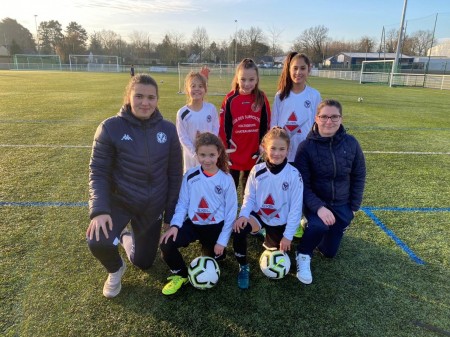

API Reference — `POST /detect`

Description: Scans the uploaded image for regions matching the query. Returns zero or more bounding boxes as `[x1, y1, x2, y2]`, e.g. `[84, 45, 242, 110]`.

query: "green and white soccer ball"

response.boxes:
[357, 97, 364, 103]
[188, 256, 220, 289]
[259, 250, 291, 279]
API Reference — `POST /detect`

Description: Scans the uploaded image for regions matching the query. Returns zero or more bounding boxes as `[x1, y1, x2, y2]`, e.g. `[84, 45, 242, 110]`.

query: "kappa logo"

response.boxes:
[304, 100, 311, 108]
[156, 132, 167, 143]
[207, 115, 212, 123]
[121, 134, 133, 141]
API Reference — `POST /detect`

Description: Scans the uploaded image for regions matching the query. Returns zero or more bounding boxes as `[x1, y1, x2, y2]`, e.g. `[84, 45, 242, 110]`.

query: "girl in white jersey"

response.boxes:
[233, 127, 303, 289]
[176, 71, 219, 173]
[160, 132, 237, 295]
[272, 52, 321, 239]
[271, 52, 321, 163]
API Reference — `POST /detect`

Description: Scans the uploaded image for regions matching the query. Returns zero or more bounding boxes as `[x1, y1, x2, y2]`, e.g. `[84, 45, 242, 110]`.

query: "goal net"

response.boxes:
[360, 60, 394, 85]
[13, 54, 62, 70]
[178, 63, 235, 96]
[69, 54, 119, 72]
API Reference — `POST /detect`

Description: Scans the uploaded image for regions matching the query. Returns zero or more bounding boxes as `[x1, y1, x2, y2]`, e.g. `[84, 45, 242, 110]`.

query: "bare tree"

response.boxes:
[409, 30, 436, 56]
[267, 24, 284, 58]
[358, 36, 375, 53]
[384, 29, 398, 53]
[292, 25, 329, 64]
[246, 26, 267, 58]
[191, 27, 209, 62]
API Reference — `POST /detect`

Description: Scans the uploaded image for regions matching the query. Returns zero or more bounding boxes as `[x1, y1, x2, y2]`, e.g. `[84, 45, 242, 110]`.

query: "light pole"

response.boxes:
[234, 19, 238, 66]
[34, 15, 39, 54]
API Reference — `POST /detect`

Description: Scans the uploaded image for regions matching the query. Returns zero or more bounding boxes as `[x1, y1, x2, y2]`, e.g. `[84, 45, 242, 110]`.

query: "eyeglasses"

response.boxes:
[317, 115, 341, 122]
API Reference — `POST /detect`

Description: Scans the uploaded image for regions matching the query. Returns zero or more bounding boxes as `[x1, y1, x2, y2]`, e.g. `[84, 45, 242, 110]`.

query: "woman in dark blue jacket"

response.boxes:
[86, 74, 183, 298]
[293, 99, 366, 284]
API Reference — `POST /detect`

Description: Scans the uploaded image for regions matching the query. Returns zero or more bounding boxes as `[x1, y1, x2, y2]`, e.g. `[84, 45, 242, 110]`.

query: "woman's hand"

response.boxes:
[86, 214, 113, 241]
[317, 206, 336, 226]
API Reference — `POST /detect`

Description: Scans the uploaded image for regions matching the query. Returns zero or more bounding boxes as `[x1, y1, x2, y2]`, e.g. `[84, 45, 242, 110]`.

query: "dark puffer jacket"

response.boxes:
[294, 123, 366, 213]
[89, 106, 183, 223]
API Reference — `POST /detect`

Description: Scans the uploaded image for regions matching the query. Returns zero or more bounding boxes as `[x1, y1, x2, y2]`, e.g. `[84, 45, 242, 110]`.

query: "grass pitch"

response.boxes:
[0, 71, 449, 337]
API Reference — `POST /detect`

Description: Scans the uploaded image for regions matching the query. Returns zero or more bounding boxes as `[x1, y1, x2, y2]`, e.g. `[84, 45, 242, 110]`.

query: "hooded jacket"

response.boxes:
[89, 106, 183, 223]
[294, 123, 366, 213]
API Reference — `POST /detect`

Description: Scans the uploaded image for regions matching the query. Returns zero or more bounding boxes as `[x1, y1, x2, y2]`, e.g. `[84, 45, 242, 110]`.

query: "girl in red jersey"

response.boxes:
[219, 58, 271, 195]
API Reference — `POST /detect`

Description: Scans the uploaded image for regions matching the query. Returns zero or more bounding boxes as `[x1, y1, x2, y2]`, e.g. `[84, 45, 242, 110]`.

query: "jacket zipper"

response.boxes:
[330, 137, 336, 205]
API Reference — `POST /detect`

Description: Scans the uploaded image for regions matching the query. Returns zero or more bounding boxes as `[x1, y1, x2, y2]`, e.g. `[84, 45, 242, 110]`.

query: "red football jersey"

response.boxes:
[219, 90, 271, 171]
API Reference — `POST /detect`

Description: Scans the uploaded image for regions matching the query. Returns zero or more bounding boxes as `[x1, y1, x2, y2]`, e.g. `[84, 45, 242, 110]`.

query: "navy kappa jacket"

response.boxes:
[294, 123, 366, 213]
[89, 106, 182, 223]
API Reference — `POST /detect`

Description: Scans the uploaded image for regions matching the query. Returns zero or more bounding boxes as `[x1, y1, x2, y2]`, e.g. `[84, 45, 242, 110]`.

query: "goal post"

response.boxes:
[360, 59, 395, 85]
[177, 63, 235, 96]
[13, 54, 62, 70]
[69, 54, 120, 72]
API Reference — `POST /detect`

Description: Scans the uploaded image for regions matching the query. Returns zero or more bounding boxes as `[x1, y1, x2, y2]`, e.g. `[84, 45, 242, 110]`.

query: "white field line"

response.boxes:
[0, 144, 90, 148]
[364, 150, 450, 155]
[1, 144, 449, 155]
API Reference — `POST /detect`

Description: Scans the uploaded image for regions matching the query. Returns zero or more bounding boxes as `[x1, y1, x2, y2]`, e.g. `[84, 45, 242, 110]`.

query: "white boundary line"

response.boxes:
[0, 144, 449, 155]
[0, 144, 90, 148]
[364, 151, 450, 155]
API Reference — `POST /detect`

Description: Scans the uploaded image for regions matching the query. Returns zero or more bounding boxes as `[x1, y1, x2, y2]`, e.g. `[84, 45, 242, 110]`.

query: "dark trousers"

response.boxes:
[87, 202, 162, 273]
[160, 219, 225, 277]
[296, 203, 354, 258]
[230, 169, 250, 196]
[233, 211, 286, 265]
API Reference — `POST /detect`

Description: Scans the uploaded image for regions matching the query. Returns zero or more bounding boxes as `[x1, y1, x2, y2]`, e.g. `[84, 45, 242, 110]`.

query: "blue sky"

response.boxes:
[4, 0, 450, 49]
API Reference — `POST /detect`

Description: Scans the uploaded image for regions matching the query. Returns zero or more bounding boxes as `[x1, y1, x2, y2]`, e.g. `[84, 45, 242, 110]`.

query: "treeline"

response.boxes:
[0, 17, 436, 66]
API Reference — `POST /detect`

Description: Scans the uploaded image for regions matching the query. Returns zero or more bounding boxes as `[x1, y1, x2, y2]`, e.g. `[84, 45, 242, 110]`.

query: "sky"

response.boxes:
[3, 0, 450, 50]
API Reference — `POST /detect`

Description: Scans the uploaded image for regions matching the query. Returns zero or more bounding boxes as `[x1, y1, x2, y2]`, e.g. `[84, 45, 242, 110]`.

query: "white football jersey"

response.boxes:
[239, 162, 303, 241]
[171, 166, 237, 247]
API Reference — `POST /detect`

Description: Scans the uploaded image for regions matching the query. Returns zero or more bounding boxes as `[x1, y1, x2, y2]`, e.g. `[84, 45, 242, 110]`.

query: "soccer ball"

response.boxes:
[357, 97, 364, 103]
[160, 80, 164, 84]
[188, 256, 220, 290]
[259, 250, 291, 279]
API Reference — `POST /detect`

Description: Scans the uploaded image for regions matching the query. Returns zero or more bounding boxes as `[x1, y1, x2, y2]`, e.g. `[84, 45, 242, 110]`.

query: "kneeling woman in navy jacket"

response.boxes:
[293, 99, 366, 285]
[86, 74, 182, 298]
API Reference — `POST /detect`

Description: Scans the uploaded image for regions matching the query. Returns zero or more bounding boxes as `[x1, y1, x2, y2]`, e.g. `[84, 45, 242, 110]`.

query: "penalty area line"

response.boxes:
[361, 207, 425, 265]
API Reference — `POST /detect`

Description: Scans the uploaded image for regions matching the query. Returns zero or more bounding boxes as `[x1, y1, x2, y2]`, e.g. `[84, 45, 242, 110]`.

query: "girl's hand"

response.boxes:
[86, 214, 113, 241]
[317, 206, 336, 226]
[214, 243, 225, 257]
[159, 226, 179, 244]
[233, 216, 248, 233]
[279, 237, 291, 252]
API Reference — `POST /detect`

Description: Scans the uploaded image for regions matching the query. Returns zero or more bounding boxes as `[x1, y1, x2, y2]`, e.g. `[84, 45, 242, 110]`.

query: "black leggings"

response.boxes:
[160, 219, 225, 277]
[87, 202, 162, 273]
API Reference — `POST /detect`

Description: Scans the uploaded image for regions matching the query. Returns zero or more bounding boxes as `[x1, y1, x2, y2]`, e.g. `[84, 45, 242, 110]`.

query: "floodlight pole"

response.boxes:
[390, 0, 407, 87]
[34, 15, 39, 54]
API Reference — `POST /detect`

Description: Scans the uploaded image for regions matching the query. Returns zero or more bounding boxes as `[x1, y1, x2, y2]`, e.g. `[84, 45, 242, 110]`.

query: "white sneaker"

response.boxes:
[103, 257, 126, 298]
[296, 253, 312, 284]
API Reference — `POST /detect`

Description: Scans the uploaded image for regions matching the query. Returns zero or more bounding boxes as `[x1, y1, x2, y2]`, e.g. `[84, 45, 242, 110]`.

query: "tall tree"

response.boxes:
[409, 30, 436, 56]
[292, 25, 329, 64]
[0, 17, 36, 53]
[190, 27, 209, 62]
[65, 22, 88, 55]
[246, 26, 267, 59]
[39, 20, 64, 54]
[267, 24, 284, 58]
